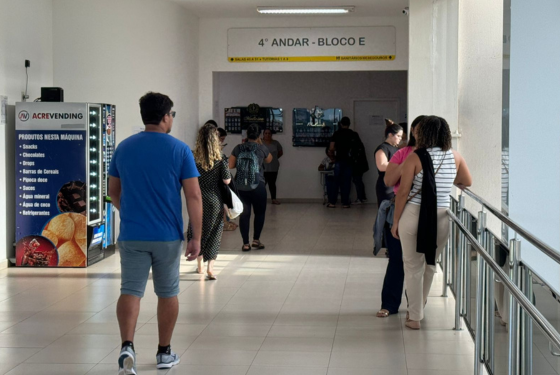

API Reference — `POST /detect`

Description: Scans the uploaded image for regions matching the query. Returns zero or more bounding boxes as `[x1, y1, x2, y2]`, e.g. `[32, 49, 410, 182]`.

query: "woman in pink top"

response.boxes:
[376, 115, 426, 318]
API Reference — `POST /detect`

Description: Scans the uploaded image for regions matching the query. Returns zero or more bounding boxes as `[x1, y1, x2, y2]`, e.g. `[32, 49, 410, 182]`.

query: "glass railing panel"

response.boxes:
[532, 276, 560, 374]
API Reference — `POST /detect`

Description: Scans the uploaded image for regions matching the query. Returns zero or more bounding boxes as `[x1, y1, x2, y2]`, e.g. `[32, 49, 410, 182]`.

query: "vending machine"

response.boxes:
[14, 102, 116, 267]
[101, 104, 116, 253]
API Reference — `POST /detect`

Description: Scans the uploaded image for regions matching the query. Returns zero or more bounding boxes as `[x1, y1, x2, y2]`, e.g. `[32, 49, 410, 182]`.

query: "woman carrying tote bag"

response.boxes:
[187, 124, 232, 280]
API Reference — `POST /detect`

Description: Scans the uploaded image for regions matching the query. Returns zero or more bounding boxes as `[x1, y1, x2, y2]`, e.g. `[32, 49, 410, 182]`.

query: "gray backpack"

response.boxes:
[235, 143, 260, 191]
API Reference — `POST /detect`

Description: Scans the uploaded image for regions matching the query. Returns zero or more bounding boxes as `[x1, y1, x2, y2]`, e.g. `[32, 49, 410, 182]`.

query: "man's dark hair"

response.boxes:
[408, 115, 427, 147]
[205, 119, 218, 127]
[416, 115, 452, 151]
[139, 92, 173, 125]
[246, 123, 261, 140]
[339, 117, 351, 127]
[217, 127, 227, 137]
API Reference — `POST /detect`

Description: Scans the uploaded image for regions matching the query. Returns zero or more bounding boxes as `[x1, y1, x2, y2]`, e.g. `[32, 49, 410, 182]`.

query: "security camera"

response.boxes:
[402, 7, 409, 15]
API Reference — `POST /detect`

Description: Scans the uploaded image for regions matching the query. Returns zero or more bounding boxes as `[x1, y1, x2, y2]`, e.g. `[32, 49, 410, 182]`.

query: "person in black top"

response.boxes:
[329, 117, 359, 208]
[374, 121, 403, 207]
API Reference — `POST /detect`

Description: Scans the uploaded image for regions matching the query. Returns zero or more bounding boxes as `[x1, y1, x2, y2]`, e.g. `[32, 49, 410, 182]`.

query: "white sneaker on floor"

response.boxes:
[156, 351, 181, 369]
[118, 345, 136, 375]
[352, 200, 362, 205]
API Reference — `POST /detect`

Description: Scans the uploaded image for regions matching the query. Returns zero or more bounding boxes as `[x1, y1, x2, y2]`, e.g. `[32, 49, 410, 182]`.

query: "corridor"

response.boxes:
[0, 204, 473, 375]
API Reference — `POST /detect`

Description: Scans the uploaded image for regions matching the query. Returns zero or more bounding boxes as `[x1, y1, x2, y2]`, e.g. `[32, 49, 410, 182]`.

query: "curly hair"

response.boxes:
[415, 116, 452, 151]
[194, 123, 222, 171]
[407, 115, 427, 147]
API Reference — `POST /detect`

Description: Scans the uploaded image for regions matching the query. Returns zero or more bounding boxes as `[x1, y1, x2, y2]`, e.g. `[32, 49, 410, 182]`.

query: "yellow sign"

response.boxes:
[228, 55, 396, 63]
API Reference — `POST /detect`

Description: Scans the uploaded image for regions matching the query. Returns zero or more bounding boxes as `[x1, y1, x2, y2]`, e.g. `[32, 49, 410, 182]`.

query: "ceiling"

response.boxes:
[170, 0, 409, 18]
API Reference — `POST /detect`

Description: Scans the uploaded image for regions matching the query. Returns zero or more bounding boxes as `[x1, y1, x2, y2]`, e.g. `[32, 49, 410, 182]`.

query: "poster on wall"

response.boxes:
[224, 104, 284, 134]
[292, 107, 342, 147]
[228, 27, 396, 63]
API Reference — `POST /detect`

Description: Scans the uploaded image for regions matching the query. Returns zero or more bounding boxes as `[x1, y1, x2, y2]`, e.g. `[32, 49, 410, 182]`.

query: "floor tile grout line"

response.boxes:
[179, 252, 263, 358]
[245, 251, 308, 371]
[327, 254, 352, 369]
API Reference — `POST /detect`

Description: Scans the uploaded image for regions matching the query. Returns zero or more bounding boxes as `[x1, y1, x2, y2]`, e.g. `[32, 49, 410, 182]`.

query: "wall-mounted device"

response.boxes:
[40, 87, 64, 102]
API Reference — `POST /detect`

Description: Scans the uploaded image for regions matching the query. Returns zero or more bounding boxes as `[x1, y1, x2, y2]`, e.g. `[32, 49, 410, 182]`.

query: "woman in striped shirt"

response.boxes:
[391, 116, 472, 330]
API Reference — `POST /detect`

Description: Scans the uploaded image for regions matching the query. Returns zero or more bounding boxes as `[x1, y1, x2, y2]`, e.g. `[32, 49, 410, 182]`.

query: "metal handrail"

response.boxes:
[448, 209, 560, 352]
[461, 188, 560, 266]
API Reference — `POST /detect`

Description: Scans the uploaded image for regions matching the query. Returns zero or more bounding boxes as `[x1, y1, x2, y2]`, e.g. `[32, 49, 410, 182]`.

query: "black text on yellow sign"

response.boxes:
[228, 55, 396, 63]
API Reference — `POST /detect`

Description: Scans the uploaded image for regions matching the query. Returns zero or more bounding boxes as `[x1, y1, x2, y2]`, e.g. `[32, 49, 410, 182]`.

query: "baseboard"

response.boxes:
[268, 198, 324, 204]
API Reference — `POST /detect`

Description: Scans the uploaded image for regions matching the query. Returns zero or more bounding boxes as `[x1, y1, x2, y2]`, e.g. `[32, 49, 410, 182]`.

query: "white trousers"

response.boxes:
[400, 203, 450, 321]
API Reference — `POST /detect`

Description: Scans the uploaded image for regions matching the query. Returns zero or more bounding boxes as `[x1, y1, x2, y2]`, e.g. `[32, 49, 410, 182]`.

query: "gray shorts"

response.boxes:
[118, 240, 183, 298]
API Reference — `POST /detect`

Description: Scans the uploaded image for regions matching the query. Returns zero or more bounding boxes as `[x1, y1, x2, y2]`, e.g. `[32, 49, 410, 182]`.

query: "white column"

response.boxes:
[509, 0, 560, 289]
[408, 0, 434, 122]
[457, 0, 503, 222]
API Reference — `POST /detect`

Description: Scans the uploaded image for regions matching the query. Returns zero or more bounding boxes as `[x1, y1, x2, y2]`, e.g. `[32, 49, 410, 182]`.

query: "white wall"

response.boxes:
[216, 71, 407, 200]
[199, 16, 409, 127]
[53, 0, 199, 146]
[52, 0, 200, 233]
[0, 0, 54, 266]
[509, 0, 560, 290]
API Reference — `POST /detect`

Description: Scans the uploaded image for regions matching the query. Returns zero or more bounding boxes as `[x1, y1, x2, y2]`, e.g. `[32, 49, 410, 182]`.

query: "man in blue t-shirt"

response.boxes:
[108, 92, 202, 374]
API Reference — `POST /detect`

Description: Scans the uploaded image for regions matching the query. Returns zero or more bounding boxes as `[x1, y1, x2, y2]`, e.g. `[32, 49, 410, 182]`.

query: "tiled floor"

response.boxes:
[0, 204, 474, 374]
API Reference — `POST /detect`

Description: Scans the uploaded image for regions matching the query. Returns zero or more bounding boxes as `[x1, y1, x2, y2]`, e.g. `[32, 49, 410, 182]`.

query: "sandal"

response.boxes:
[242, 244, 251, 252]
[376, 309, 391, 318]
[252, 240, 265, 250]
[272, 199, 281, 205]
[223, 222, 237, 231]
[405, 320, 421, 330]
[207, 272, 217, 280]
[342, 205, 351, 209]
[326, 204, 336, 208]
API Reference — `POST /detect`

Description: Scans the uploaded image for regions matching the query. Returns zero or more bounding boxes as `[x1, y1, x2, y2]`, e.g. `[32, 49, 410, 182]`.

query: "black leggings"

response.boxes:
[264, 172, 278, 200]
[238, 182, 267, 244]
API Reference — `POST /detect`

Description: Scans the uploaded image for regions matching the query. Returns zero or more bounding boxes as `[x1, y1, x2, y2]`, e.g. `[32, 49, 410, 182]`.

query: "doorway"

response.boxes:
[353, 99, 400, 205]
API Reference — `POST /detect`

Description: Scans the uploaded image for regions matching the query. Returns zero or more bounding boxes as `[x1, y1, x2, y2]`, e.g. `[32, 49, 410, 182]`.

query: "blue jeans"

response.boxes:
[380, 225, 405, 314]
[353, 173, 367, 201]
[333, 161, 352, 206]
[325, 175, 338, 205]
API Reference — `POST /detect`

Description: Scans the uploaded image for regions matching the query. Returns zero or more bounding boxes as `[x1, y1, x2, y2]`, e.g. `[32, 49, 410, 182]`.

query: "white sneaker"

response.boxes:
[156, 350, 181, 369]
[352, 200, 362, 205]
[118, 345, 136, 375]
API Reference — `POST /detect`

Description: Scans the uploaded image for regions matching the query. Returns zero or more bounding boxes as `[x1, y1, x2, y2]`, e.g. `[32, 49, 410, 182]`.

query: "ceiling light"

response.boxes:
[257, 6, 355, 15]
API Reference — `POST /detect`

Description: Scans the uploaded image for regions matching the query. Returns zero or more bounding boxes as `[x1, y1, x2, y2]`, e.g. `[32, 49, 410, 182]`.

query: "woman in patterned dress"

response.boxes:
[187, 124, 231, 280]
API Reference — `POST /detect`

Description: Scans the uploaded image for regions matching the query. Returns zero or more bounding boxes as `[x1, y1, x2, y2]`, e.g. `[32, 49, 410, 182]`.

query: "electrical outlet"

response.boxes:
[25, 60, 30, 68]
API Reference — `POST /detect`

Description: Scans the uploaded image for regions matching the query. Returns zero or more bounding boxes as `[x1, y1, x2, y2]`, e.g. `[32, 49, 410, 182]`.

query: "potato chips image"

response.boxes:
[42, 212, 87, 267]
[42, 229, 59, 247]
[57, 241, 86, 267]
[47, 214, 75, 242]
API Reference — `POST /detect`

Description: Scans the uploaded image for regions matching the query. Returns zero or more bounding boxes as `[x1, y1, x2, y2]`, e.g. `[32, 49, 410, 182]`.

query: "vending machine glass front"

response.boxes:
[88, 105, 102, 224]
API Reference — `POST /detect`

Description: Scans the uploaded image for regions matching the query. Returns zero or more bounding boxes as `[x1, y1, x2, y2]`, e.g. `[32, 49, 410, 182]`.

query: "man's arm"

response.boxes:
[108, 177, 122, 211]
[182, 177, 202, 261]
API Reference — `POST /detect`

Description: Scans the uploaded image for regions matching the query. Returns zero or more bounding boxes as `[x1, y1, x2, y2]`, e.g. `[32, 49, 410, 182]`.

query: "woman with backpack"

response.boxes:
[229, 124, 272, 251]
[187, 123, 232, 280]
